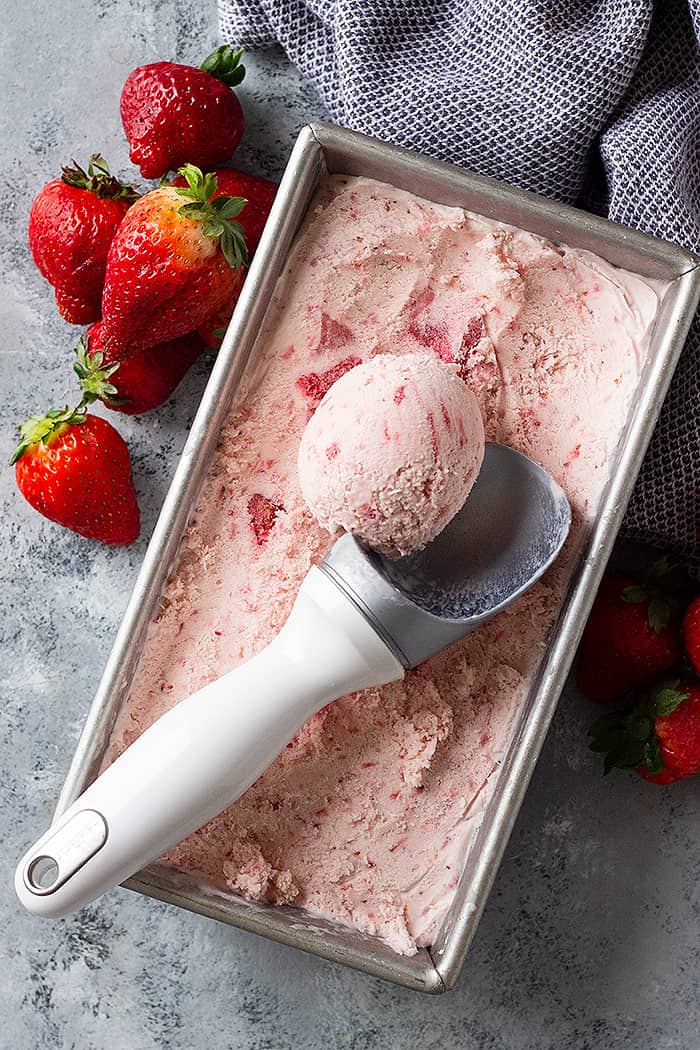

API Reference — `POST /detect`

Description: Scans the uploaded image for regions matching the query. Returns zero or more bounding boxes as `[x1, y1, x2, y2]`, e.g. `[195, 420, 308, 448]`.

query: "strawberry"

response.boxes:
[74, 323, 206, 415]
[28, 155, 138, 325]
[682, 595, 700, 675]
[100, 165, 248, 355]
[590, 680, 700, 784]
[198, 312, 230, 351]
[12, 406, 139, 545]
[173, 168, 277, 256]
[121, 46, 246, 179]
[174, 168, 276, 350]
[197, 269, 247, 350]
[576, 564, 681, 703]
[248, 494, 284, 546]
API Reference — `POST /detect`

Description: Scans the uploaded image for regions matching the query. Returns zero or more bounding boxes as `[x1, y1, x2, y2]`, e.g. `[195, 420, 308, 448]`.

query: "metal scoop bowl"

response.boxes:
[16, 443, 570, 919]
[325, 442, 571, 667]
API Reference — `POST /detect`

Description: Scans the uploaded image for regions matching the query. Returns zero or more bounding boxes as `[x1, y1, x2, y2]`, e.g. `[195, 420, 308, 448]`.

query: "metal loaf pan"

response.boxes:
[53, 123, 700, 993]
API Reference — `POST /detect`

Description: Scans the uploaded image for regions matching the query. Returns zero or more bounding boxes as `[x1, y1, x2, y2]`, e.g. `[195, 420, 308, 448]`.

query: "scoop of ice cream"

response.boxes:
[297, 353, 485, 557]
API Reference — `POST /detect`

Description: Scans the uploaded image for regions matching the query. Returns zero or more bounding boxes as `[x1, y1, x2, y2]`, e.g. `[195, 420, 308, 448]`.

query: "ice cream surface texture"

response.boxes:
[298, 352, 485, 556]
[106, 175, 662, 954]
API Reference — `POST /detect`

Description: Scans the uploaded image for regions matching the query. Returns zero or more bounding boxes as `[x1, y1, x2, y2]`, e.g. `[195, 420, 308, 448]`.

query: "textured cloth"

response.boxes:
[220, 0, 700, 560]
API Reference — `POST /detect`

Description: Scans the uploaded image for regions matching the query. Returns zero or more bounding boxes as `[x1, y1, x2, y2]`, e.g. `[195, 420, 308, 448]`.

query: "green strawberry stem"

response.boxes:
[61, 154, 140, 202]
[174, 164, 249, 268]
[10, 404, 88, 465]
[73, 334, 124, 407]
[618, 556, 682, 634]
[11, 331, 132, 463]
[589, 680, 689, 776]
[200, 45, 246, 87]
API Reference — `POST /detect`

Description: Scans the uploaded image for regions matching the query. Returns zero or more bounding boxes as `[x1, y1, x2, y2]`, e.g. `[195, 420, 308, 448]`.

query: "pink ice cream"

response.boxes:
[105, 175, 662, 955]
[298, 353, 485, 557]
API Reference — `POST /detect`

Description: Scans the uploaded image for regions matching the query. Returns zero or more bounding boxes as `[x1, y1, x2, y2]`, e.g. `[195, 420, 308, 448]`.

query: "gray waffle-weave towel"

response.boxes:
[220, 0, 700, 561]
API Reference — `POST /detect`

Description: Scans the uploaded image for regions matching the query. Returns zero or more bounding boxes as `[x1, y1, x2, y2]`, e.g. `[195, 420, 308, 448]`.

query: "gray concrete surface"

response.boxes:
[1, 1, 698, 1047]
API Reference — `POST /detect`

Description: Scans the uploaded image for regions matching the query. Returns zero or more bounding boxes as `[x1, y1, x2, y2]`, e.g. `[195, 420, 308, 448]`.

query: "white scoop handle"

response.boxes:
[15, 567, 404, 918]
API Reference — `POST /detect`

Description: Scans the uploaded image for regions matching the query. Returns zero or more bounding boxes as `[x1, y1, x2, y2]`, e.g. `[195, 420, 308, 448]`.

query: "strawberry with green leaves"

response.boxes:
[121, 45, 246, 179]
[28, 154, 138, 324]
[175, 167, 277, 349]
[590, 680, 700, 784]
[100, 165, 248, 355]
[74, 323, 206, 415]
[173, 167, 277, 256]
[12, 405, 139, 546]
[576, 561, 681, 703]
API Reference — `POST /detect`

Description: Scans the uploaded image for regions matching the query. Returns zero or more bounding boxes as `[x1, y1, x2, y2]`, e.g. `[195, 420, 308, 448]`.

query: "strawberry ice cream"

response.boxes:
[105, 175, 663, 954]
[298, 353, 485, 557]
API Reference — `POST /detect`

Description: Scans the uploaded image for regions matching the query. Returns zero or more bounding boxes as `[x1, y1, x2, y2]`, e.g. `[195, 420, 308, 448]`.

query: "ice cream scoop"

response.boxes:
[298, 353, 485, 557]
[16, 444, 569, 919]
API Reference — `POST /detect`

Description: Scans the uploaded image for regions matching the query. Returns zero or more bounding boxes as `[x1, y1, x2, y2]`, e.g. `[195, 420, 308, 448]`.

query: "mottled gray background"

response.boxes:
[1, 2, 698, 1048]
